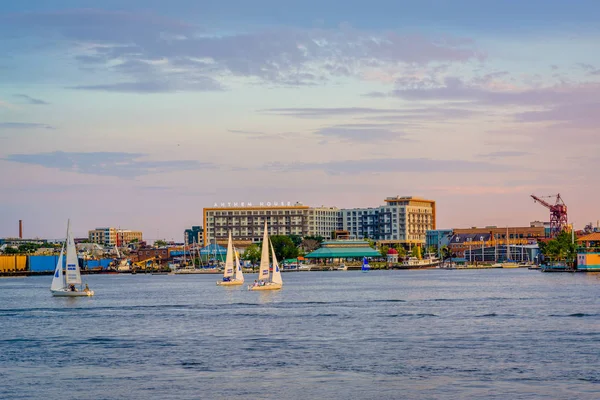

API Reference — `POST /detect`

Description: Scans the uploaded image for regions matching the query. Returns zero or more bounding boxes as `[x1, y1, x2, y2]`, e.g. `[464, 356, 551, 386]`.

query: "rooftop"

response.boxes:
[304, 246, 381, 259]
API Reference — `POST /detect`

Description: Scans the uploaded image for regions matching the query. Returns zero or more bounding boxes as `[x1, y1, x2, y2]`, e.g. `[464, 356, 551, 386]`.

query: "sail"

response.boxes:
[223, 231, 234, 277]
[362, 257, 370, 271]
[269, 239, 283, 285]
[65, 220, 82, 285]
[258, 222, 270, 281]
[234, 247, 244, 282]
[51, 244, 66, 291]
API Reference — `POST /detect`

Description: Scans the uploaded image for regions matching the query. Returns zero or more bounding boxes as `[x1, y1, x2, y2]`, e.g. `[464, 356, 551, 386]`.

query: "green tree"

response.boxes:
[411, 246, 421, 259]
[18, 243, 41, 253]
[242, 244, 261, 265]
[397, 246, 407, 259]
[379, 245, 390, 257]
[364, 238, 376, 249]
[3, 247, 18, 254]
[154, 240, 168, 247]
[288, 234, 303, 247]
[270, 235, 299, 261]
[539, 232, 576, 264]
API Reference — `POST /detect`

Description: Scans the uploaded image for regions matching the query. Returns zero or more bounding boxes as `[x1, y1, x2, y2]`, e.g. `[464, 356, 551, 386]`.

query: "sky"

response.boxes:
[1, 0, 599, 241]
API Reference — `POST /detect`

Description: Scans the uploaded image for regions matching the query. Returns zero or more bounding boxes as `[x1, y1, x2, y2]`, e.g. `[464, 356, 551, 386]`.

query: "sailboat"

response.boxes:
[248, 222, 282, 291]
[217, 231, 245, 286]
[361, 257, 370, 272]
[502, 227, 519, 268]
[51, 220, 94, 297]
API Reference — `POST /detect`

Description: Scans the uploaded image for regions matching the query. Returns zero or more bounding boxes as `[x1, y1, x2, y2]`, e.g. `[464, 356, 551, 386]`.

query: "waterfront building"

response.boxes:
[304, 239, 381, 261]
[203, 196, 436, 247]
[308, 207, 340, 239]
[202, 202, 311, 246]
[426, 229, 453, 251]
[449, 226, 545, 257]
[576, 232, 600, 271]
[88, 228, 143, 246]
[340, 196, 436, 246]
[184, 226, 204, 245]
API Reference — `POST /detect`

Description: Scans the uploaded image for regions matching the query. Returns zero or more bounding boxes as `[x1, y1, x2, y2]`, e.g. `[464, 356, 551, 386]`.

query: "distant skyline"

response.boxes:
[1, 1, 599, 240]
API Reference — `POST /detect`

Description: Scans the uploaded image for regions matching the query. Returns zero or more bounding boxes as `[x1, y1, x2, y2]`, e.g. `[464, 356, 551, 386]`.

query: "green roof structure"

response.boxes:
[304, 240, 381, 259]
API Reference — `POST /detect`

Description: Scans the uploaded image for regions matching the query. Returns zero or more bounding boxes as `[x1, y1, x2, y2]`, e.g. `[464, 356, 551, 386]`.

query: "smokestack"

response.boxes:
[19, 220, 22, 239]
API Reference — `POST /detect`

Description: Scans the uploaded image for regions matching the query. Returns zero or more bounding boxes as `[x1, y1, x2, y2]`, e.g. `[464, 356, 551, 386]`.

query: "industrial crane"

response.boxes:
[530, 193, 568, 238]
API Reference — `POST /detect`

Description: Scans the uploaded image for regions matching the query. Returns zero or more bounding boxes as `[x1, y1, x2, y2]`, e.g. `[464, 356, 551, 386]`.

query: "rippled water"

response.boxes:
[1, 269, 599, 399]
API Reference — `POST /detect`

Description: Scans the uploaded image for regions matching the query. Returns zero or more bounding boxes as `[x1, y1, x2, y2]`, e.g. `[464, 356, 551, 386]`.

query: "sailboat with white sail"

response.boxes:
[248, 222, 282, 291]
[217, 231, 245, 286]
[51, 220, 94, 297]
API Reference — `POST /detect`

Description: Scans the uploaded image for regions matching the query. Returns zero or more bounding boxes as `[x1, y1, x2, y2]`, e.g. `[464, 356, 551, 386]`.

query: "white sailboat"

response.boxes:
[217, 231, 245, 286]
[248, 222, 282, 291]
[51, 220, 94, 297]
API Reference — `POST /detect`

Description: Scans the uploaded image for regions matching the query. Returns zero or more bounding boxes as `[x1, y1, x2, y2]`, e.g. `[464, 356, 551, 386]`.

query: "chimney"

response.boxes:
[19, 220, 23, 239]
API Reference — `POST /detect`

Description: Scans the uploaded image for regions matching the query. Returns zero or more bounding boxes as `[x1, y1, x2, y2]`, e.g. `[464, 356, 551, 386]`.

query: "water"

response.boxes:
[1, 269, 599, 399]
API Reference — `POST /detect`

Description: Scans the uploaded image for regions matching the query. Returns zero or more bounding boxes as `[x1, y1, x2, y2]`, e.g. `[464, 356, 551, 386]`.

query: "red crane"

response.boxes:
[530, 194, 568, 238]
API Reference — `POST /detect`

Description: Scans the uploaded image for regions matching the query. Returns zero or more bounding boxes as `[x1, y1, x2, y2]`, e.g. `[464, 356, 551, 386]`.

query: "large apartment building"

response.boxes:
[202, 196, 435, 247]
[88, 227, 143, 246]
[203, 202, 311, 246]
[341, 196, 436, 246]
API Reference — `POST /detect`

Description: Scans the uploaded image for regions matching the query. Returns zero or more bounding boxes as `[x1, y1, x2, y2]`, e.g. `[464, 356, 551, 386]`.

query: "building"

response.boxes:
[184, 226, 204, 245]
[308, 207, 340, 239]
[426, 229, 453, 251]
[203, 202, 311, 246]
[88, 228, 143, 246]
[449, 226, 545, 257]
[202, 196, 436, 247]
[576, 232, 600, 271]
[304, 239, 381, 261]
[341, 196, 436, 246]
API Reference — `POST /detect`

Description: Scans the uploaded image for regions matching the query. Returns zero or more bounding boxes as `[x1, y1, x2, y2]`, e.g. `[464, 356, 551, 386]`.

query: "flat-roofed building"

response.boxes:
[449, 226, 545, 257]
[308, 207, 340, 240]
[203, 202, 311, 246]
[341, 196, 436, 246]
[88, 227, 142, 246]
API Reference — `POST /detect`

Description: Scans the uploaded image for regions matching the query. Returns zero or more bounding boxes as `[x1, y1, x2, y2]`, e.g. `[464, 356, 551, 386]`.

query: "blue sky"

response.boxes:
[1, 1, 599, 240]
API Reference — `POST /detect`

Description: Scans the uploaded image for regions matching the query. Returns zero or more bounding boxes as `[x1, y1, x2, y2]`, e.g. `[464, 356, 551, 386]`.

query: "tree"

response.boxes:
[270, 235, 299, 261]
[379, 245, 390, 257]
[130, 238, 139, 243]
[397, 247, 407, 259]
[242, 244, 261, 265]
[154, 240, 168, 247]
[411, 246, 421, 259]
[539, 231, 576, 264]
[364, 238, 376, 249]
[300, 238, 320, 252]
[304, 235, 324, 244]
[18, 243, 41, 253]
[288, 234, 303, 247]
[3, 247, 18, 254]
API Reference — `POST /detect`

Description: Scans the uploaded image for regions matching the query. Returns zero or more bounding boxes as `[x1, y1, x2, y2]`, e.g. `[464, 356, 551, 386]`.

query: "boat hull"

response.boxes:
[217, 280, 244, 286]
[51, 289, 94, 297]
[248, 283, 282, 291]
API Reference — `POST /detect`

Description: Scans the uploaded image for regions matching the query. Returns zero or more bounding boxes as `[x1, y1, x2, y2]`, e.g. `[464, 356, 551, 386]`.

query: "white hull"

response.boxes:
[248, 283, 282, 291]
[174, 268, 218, 274]
[51, 289, 94, 297]
[217, 279, 244, 286]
